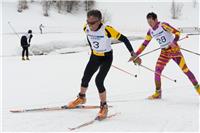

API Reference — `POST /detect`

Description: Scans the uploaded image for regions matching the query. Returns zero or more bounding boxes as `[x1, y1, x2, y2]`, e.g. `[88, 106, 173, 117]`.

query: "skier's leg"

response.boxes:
[68, 55, 101, 108]
[95, 52, 112, 120]
[148, 51, 170, 99]
[26, 48, 29, 60]
[172, 52, 199, 94]
[22, 47, 25, 60]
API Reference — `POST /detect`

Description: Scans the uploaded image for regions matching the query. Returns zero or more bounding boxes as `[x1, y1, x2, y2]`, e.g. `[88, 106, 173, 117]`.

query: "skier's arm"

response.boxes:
[161, 22, 180, 44]
[105, 25, 141, 65]
[105, 25, 135, 55]
[28, 34, 33, 44]
[135, 30, 152, 56]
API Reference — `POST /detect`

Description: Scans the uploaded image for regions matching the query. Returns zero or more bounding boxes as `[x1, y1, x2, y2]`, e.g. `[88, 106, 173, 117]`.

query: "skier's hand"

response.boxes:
[128, 53, 142, 65]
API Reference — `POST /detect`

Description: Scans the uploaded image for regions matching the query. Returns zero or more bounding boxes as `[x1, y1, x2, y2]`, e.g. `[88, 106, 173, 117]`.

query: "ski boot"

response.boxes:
[96, 102, 108, 121]
[148, 90, 162, 99]
[67, 93, 86, 108]
[26, 57, 30, 60]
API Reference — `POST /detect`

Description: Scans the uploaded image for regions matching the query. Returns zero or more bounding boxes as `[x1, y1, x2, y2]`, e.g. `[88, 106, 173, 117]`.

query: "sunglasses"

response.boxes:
[87, 20, 99, 25]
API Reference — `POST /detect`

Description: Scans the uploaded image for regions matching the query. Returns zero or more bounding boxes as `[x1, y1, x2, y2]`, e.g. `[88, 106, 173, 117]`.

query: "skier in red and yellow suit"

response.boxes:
[130, 12, 200, 99]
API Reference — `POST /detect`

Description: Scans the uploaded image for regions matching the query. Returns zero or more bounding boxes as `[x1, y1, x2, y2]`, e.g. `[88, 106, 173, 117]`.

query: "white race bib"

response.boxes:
[86, 24, 112, 52]
[150, 23, 174, 48]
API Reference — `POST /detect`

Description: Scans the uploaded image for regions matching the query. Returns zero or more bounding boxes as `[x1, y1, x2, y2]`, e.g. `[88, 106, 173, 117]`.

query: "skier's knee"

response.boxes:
[95, 79, 105, 93]
[81, 78, 89, 88]
[182, 66, 190, 73]
[97, 86, 105, 93]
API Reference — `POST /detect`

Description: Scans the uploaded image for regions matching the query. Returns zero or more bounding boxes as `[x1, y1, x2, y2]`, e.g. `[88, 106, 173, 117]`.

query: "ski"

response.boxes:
[10, 105, 113, 113]
[68, 112, 120, 131]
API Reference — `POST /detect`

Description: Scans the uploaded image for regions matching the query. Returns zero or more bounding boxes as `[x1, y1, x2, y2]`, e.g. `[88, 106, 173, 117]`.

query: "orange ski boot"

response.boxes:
[96, 102, 108, 121]
[67, 93, 86, 108]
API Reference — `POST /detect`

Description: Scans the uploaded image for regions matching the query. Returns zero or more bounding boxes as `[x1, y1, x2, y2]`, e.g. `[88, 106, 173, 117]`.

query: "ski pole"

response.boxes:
[179, 35, 189, 41]
[180, 48, 200, 56]
[112, 65, 137, 77]
[139, 64, 177, 83]
[8, 21, 20, 39]
[187, 33, 200, 36]
[137, 48, 160, 59]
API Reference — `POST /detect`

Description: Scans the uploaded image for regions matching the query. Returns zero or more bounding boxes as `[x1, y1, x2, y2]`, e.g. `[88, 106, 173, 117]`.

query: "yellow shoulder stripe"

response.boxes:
[175, 32, 180, 36]
[105, 26, 121, 39]
[161, 23, 174, 32]
[145, 35, 152, 41]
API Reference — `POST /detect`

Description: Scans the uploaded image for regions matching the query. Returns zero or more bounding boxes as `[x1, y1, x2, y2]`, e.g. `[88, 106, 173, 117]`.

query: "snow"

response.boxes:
[1, 0, 200, 132]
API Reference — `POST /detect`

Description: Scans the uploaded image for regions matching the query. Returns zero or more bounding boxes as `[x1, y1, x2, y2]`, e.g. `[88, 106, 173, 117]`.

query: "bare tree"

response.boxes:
[171, 0, 183, 19]
[65, 0, 80, 13]
[53, 0, 94, 14]
[84, 0, 95, 11]
[17, 0, 28, 12]
[42, 0, 51, 16]
[193, 0, 197, 8]
[56, 0, 62, 13]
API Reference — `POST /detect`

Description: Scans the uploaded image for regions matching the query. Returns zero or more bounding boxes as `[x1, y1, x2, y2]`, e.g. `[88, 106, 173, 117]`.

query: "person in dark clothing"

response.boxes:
[21, 30, 33, 60]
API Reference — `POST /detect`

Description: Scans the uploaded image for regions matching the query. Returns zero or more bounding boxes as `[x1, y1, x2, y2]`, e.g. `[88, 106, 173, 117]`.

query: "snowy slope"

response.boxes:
[2, 35, 199, 131]
[1, 0, 200, 132]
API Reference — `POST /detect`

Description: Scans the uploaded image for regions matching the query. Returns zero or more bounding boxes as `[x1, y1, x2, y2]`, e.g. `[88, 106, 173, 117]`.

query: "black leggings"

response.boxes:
[22, 47, 29, 57]
[81, 51, 113, 93]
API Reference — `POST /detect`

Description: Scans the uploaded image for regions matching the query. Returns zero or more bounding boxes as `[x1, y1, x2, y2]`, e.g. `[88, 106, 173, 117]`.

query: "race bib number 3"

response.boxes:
[92, 41, 99, 48]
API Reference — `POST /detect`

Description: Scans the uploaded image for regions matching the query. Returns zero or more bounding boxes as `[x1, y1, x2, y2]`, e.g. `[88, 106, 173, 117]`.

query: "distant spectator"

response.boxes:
[39, 24, 44, 34]
[21, 30, 33, 60]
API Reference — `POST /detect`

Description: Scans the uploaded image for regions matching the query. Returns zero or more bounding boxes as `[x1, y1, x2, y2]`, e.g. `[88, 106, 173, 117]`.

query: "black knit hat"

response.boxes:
[87, 9, 102, 20]
[28, 29, 32, 33]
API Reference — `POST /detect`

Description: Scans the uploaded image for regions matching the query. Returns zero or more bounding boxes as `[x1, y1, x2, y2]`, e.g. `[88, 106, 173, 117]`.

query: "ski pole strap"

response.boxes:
[139, 64, 177, 83]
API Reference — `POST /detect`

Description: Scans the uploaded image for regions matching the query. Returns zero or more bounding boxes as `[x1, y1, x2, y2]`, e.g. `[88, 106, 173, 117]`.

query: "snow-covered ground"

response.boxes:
[1, 0, 200, 132]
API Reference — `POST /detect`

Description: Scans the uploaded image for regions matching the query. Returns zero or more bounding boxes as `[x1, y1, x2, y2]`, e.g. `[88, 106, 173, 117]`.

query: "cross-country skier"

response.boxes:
[20, 29, 33, 60]
[129, 12, 200, 99]
[67, 9, 141, 120]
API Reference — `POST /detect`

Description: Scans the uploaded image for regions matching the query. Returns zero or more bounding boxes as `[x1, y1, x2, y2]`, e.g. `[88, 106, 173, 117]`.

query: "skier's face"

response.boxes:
[147, 18, 158, 28]
[87, 16, 101, 31]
